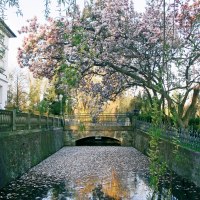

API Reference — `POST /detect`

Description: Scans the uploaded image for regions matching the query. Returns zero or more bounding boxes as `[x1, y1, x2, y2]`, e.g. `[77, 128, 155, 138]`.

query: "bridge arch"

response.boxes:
[75, 136, 121, 146]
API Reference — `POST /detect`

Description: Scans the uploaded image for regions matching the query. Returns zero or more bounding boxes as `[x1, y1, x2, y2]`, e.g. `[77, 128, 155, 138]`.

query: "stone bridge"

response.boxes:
[63, 114, 134, 146]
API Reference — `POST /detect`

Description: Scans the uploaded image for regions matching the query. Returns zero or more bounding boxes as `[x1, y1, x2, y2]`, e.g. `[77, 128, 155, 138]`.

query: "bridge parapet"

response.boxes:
[0, 109, 63, 132]
[64, 113, 131, 126]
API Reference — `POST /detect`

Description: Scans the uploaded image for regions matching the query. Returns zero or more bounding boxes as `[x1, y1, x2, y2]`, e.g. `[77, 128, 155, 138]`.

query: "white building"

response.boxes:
[0, 19, 16, 109]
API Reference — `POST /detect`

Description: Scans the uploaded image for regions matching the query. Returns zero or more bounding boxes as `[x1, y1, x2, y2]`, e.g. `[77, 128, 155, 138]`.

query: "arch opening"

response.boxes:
[75, 136, 121, 146]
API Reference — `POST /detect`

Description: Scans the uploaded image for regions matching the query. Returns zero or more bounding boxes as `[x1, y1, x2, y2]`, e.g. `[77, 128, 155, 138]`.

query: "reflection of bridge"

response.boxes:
[64, 114, 134, 146]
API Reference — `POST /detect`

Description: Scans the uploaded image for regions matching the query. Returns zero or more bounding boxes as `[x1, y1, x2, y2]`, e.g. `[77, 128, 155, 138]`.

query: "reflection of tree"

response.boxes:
[92, 184, 114, 200]
[76, 176, 97, 200]
[103, 170, 128, 200]
[75, 170, 129, 200]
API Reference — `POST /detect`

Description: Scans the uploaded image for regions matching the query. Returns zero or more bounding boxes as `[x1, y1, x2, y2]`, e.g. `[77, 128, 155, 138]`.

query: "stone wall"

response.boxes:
[63, 125, 134, 146]
[132, 129, 200, 187]
[0, 128, 64, 189]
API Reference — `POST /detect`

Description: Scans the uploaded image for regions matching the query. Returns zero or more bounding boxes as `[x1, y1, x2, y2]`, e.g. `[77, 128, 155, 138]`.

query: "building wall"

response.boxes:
[0, 19, 16, 109]
[0, 29, 9, 109]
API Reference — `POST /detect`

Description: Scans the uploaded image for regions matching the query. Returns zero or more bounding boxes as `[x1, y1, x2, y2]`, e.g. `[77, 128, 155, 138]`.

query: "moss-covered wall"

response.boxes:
[132, 129, 200, 187]
[0, 128, 64, 189]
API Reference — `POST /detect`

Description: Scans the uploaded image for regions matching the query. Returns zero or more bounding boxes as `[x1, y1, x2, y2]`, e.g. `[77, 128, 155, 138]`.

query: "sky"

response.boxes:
[4, 0, 146, 72]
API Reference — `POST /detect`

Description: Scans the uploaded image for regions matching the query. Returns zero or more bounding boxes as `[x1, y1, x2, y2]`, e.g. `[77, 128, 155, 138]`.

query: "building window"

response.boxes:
[0, 48, 5, 59]
[0, 60, 5, 74]
[0, 85, 2, 104]
[0, 32, 5, 59]
[0, 33, 4, 44]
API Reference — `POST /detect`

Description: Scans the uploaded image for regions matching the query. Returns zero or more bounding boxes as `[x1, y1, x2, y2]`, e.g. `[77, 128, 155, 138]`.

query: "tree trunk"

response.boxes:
[182, 87, 200, 127]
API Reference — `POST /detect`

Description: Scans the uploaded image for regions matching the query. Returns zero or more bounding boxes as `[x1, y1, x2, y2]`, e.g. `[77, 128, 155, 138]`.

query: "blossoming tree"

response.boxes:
[18, 0, 200, 127]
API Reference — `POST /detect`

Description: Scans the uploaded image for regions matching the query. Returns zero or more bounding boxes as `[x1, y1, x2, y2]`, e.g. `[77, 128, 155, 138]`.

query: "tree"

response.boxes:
[82, 0, 200, 127]
[17, 0, 200, 127]
[28, 76, 42, 113]
[6, 69, 28, 111]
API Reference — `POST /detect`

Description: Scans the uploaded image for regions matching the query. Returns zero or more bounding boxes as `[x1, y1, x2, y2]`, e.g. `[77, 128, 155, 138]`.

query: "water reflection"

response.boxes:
[0, 146, 199, 200]
[75, 170, 129, 199]
[0, 169, 199, 200]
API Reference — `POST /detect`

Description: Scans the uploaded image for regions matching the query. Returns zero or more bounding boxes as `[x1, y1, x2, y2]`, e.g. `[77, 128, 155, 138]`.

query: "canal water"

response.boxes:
[0, 147, 200, 200]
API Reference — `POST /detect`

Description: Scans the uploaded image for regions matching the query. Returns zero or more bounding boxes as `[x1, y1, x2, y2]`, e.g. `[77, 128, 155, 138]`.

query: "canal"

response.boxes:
[0, 146, 200, 199]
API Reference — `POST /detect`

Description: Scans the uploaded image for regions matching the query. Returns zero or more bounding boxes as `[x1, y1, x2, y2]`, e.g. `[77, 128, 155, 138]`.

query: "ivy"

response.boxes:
[148, 98, 167, 193]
